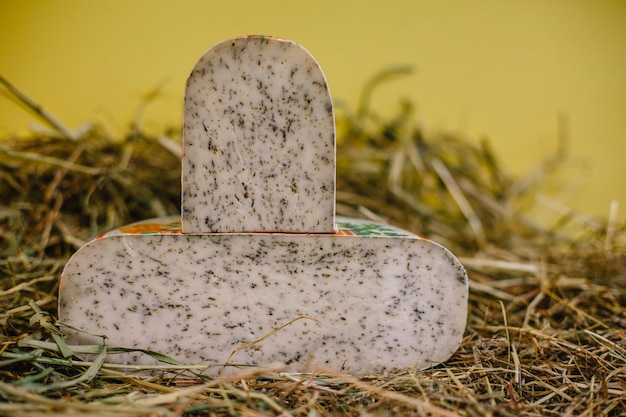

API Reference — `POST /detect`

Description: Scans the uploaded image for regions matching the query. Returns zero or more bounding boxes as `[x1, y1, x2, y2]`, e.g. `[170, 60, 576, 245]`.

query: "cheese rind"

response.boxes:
[59, 222, 467, 374]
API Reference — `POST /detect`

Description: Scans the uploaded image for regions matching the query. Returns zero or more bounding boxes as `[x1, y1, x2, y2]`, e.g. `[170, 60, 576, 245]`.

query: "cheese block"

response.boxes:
[182, 36, 336, 233]
[58, 36, 468, 375]
[58, 216, 467, 374]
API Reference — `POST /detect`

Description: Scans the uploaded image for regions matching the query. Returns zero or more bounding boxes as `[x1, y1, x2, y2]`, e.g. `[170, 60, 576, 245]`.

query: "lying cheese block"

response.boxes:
[58, 217, 467, 374]
[182, 36, 336, 233]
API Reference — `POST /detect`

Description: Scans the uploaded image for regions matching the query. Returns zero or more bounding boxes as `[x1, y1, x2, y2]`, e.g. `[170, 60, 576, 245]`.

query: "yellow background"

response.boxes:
[1, 0, 625, 221]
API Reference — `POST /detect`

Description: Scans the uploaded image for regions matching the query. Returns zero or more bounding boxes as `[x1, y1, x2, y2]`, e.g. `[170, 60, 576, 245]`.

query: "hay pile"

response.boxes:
[1, 75, 625, 416]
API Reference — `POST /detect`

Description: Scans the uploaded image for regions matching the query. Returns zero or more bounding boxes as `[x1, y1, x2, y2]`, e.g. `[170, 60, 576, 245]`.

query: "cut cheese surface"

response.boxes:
[182, 36, 336, 233]
[59, 217, 467, 374]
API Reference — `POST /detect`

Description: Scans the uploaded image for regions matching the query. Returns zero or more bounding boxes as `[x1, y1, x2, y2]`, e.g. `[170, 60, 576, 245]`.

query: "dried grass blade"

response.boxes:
[0, 144, 101, 175]
[0, 276, 56, 297]
[431, 157, 486, 246]
[221, 315, 319, 375]
[0, 75, 78, 141]
[315, 367, 462, 417]
[459, 257, 539, 275]
[0, 381, 149, 416]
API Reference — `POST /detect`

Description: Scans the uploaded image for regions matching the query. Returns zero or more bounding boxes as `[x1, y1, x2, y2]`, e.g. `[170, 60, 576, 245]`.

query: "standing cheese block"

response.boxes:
[182, 37, 336, 233]
[58, 36, 469, 375]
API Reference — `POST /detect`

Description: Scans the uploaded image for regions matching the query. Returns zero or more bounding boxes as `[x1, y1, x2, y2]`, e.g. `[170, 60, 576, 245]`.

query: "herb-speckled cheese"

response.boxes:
[59, 217, 467, 373]
[182, 37, 336, 233]
[58, 36, 468, 375]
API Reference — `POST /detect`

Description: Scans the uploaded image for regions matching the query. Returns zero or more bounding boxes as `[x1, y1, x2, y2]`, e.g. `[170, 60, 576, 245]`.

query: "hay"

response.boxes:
[1, 74, 625, 416]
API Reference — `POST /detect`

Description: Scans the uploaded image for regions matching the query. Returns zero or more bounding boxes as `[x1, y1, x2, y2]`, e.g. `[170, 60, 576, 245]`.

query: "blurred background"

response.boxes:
[1, 0, 624, 221]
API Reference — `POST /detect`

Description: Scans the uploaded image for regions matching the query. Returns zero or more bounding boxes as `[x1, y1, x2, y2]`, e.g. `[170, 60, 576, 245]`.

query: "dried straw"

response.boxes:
[1, 72, 625, 416]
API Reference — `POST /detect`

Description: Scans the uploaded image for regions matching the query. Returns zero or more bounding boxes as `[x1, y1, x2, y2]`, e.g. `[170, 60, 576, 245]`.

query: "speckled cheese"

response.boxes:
[182, 37, 336, 233]
[59, 217, 467, 374]
[58, 35, 469, 375]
